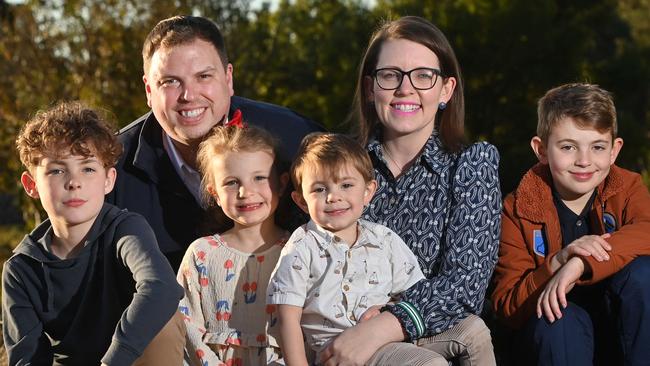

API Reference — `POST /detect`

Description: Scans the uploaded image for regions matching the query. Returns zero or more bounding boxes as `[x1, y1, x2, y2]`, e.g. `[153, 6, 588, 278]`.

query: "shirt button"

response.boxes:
[348, 312, 355, 321]
[576, 221, 583, 227]
[343, 285, 350, 291]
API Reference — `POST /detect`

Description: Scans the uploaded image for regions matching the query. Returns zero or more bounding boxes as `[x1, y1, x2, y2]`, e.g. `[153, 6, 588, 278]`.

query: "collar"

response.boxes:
[552, 186, 597, 219]
[306, 219, 384, 249]
[162, 131, 203, 204]
[132, 112, 167, 184]
[513, 163, 626, 222]
[131, 109, 234, 185]
[367, 131, 454, 176]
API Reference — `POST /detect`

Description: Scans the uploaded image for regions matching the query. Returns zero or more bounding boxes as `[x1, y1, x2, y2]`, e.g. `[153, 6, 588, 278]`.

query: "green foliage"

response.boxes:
[373, 0, 650, 193]
[0, 0, 648, 227]
[230, 0, 377, 132]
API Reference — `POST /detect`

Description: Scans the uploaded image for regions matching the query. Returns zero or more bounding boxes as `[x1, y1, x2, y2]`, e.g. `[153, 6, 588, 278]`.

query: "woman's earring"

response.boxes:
[438, 102, 447, 111]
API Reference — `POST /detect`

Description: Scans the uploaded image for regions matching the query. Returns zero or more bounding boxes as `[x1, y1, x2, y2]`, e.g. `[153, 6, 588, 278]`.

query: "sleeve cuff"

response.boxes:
[382, 301, 425, 340]
[267, 293, 305, 307]
[102, 340, 139, 366]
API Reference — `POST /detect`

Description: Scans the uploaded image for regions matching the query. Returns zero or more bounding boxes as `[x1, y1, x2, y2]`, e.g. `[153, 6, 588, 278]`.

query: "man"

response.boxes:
[107, 15, 322, 270]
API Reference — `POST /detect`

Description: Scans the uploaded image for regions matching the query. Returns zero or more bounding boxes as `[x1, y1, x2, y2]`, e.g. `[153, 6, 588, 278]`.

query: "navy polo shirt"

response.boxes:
[552, 188, 597, 246]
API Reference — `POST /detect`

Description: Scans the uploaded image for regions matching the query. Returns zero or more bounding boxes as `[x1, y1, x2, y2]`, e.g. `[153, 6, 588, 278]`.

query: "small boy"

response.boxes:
[491, 83, 650, 365]
[3, 102, 185, 365]
[268, 133, 450, 365]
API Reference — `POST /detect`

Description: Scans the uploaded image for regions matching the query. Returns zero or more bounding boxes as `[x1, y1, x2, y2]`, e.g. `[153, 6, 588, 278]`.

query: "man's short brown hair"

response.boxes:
[16, 101, 122, 171]
[142, 15, 228, 74]
[291, 133, 374, 193]
[537, 83, 617, 143]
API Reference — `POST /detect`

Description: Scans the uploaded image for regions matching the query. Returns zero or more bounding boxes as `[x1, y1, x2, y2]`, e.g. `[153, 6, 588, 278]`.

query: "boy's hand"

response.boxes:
[551, 233, 611, 271]
[537, 257, 584, 322]
[358, 305, 383, 322]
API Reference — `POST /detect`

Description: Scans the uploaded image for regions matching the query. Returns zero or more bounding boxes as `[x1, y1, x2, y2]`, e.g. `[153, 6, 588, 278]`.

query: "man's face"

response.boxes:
[143, 38, 233, 148]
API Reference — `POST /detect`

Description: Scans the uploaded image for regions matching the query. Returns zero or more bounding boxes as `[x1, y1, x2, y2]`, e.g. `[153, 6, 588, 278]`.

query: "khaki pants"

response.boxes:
[366, 314, 496, 366]
[132, 311, 186, 366]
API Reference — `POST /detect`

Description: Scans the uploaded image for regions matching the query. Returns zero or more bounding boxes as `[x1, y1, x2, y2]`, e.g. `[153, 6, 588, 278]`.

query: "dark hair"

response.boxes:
[537, 83, 617, 142]
[142, 15, 228, 73]
[353, 16, 466, 152]
[16, 101, 122, 170]
[291, 133, 374, 193]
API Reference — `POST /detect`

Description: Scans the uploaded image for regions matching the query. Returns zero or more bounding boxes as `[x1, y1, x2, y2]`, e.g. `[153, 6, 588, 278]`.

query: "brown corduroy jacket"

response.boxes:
[491, 163, 650, 329]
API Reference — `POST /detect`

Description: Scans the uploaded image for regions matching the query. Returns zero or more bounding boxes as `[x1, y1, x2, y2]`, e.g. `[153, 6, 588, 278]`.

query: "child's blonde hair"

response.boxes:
[291, 133, 374, 193]
[197, 124, 281, 206]
[537, 83, 617, 143]
[16, 101, 122, 172]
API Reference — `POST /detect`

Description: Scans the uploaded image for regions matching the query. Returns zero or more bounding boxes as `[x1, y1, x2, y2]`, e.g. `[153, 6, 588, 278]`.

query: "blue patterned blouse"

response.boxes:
[364, 133, 502, 340]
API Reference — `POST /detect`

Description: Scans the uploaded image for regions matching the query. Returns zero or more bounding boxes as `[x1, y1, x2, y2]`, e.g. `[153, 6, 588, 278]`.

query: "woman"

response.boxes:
[320, 16, 501, 365]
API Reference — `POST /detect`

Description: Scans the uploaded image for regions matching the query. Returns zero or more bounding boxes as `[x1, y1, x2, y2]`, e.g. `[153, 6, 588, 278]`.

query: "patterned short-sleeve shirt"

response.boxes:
[268, 219, 425, 352]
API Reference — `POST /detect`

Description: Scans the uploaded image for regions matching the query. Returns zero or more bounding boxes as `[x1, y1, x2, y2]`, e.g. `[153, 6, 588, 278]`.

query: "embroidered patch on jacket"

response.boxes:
[603, 212, 617, 233]
[533, 229, 546, 257]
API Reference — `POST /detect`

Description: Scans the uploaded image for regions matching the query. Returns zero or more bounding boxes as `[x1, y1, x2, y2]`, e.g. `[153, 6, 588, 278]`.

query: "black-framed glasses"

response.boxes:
[372, 67, 443, 90]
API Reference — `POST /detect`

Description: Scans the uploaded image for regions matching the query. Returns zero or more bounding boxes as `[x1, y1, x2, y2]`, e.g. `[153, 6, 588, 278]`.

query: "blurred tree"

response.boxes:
[0, 0, 648, 231]
[0, 0, 249, 228]
[375, 0, 649, 194]
[228, 0, 376, 131]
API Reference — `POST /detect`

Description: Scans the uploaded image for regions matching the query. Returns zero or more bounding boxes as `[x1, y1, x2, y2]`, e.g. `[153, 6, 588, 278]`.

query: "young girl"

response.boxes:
[177, 124, 289, 366]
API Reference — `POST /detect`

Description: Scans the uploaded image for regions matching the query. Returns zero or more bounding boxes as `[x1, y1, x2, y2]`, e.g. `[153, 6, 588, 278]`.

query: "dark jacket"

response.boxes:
[492, 163, 650, 328]
[106, 96, 323, 270]
[1, 203, 183, 365]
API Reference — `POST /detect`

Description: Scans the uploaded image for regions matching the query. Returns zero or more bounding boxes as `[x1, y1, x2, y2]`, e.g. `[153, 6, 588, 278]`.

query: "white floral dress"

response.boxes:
[178, 234, 287, 366]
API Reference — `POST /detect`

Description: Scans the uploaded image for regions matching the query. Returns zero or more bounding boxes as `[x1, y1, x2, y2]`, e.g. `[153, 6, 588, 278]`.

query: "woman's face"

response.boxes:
[367, 38, 455, 141]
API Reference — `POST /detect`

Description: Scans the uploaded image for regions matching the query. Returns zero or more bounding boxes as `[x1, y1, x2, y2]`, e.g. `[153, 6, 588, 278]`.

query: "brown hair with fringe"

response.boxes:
[291, 133, 374, 193]
[537, 83, 617, 143]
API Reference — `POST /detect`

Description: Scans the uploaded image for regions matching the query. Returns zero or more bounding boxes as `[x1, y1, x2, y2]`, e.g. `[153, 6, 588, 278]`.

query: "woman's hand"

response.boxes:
[358, 305, 383, 322]
[320, 312, 404, 366]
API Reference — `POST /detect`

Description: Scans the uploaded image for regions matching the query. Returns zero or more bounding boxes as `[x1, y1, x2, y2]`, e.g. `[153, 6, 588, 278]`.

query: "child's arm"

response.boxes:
[278, 304, 309, 366]
[177, 243, 223, 366]
[549, 233, 611, 272]
[104, 214, 184, 366]
[2, 261, 53, 365]
[267, 229, 312, 364]
[578, 173, 650, 283]
[536, 256, 584, 322]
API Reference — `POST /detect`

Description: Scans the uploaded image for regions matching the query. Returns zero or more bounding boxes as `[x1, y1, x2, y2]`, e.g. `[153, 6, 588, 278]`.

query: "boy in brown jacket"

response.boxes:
[492, 83, 650, 365]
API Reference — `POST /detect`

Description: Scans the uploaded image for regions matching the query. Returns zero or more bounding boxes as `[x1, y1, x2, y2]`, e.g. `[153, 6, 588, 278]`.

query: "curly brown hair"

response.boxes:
[16, 101, 122, 171]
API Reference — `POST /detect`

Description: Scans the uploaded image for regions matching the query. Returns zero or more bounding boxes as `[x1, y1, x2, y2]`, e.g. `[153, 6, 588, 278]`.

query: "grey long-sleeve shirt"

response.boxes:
[2, 203, 183, 365]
